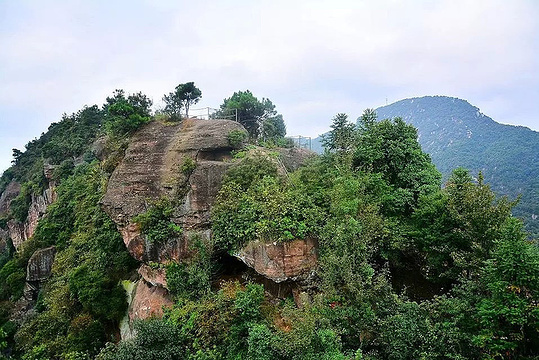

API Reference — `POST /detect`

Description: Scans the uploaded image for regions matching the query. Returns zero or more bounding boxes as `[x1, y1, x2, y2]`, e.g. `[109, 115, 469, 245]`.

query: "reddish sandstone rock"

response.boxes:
[138, 264, 168, 288]
[236, 239, 318, 283]
[129, 279, 173, 322]
[102, 119, 245, 263]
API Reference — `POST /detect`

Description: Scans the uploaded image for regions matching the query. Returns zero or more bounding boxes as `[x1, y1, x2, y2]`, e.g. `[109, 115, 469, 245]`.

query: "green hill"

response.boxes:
[375, 96, 539, 236]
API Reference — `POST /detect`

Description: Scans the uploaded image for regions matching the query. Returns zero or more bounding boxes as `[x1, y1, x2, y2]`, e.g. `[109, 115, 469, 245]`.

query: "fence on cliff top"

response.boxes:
[184, 108, 311, 150]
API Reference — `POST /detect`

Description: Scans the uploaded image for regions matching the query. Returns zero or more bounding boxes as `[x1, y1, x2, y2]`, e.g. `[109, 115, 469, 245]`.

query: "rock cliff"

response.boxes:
[0, 166, 57, 251]
[102, 119, 318, 330]
[101, 119, 245, 264]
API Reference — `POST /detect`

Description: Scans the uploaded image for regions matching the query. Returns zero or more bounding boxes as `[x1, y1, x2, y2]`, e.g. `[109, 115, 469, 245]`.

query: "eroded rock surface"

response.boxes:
[129, 279, 174, 322]
[138, 264, 168, 288]
[25, 246, 56, 300]
[0, 181, 21, 215]
[236, 239, 318, 283]
[2, 167, 57, 251]
[102, 119, 245, 263]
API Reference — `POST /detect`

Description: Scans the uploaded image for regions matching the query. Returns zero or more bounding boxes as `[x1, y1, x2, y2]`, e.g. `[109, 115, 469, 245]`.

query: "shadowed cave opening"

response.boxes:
[213, 253, 295, 299]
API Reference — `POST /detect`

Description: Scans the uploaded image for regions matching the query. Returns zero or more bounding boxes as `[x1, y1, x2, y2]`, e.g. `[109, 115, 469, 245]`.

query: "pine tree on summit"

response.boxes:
[163, 82, 202, 120]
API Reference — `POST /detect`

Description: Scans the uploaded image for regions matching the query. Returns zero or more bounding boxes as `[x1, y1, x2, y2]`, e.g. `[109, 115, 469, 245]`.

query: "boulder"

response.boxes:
[26, 246, 56, 282]
[129, 279, 174, 322]
[24, 246, 56, 300]
[235, 239, 318, 283]
[276, 147, 316, 172]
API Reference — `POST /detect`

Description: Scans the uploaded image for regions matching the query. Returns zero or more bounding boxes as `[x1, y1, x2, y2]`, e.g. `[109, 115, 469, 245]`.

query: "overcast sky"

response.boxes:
[1, 0, 538, 172]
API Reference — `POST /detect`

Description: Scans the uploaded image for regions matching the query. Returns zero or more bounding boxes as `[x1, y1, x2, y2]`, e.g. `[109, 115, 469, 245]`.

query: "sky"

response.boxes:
[1, 0, 538, 172]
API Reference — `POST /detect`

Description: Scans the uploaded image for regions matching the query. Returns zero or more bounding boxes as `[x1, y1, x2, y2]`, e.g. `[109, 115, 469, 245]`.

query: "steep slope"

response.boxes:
[375, 96, 539, 236]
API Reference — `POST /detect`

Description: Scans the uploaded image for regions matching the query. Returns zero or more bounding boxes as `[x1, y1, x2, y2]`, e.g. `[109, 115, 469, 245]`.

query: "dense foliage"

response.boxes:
[1, 163, 136, 359]
[0, 93, 537, 359]
[216, 90, 286, 140]
[375, 95, 539, 237]
[205, 110, 538, 359]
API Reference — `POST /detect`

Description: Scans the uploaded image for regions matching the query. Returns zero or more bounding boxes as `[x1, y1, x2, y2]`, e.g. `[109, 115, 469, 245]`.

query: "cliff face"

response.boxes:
[102, 119, 318, 329]
[0, 166, 57, 250]
[101, 119, 245, 264]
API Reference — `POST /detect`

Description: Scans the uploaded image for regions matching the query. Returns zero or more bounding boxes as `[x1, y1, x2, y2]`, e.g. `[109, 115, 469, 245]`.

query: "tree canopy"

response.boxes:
[217, 90, 285, 139]
[163, 82, 202, 120]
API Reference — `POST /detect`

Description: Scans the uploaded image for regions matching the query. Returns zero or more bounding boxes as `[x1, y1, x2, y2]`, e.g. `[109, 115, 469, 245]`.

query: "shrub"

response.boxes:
[133, 199, 182, 244]
[180, 157, 196, 176]
[166, 236, 213, 299]
[227, 130, 248, 149]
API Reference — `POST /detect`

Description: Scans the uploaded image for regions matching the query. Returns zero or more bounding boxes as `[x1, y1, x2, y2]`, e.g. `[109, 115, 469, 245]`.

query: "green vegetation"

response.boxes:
[180, 156, 197, 176]
[227, 129, 249, 149]
[1, 89, 538, 359]
[216, 90, 286, 140]
[206, 110, 538, 359]
[8, 163, 136, 359]
[133, 199, 182, 245]
[162, 82, 202, 120]
[376, 95, 539, 238]
[166, 236, 214, 300]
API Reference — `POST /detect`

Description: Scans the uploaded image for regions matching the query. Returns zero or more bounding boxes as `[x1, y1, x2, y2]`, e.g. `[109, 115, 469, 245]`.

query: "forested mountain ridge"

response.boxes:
[375, 96, 539, 236]
[0, 86, 537, 359]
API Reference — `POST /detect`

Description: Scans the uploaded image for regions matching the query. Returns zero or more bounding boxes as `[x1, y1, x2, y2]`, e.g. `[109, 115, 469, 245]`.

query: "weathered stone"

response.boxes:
[138, 264, 168, 288]
[235, 239, 318, 283]
[0, 181, 21, 215]
[7, 184, 56, 251]
[24, 246, 56, 301]
[102, 119, 245, 263]
[129, 279, 174, 322]
[26, 246, 56, 282]
[2, 165, 57, 251]
[277, 147, 316, 172]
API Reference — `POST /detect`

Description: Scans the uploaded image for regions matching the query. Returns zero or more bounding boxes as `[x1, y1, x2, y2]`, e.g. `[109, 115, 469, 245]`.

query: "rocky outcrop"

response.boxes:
[102, 119, 245, 263]
[129, 279, 174, 322]
[235, 239, 318, 283]
[24, 246, 56, 300]
[276, 147, 316, 172]
[138, 264, 168, 288]
[0, 181, 21, 215]
[1, 167, 57, 251]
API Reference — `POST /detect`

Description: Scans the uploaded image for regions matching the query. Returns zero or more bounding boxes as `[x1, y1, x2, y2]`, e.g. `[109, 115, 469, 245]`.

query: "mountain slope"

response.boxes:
[375, 96, 539, 236]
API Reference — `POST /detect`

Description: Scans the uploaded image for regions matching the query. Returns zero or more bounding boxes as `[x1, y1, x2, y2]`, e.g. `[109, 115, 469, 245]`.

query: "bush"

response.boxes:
[227, 130, 248, 149]
[133, 199, 182, 244]
[180, 157, 196, 176]
[166, 237, 214, 299]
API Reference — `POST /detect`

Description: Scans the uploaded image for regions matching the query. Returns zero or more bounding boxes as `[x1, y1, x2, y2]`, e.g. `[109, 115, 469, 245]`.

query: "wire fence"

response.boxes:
[286, 135, 312, 150]
[182, 109, 312, 150]
[185, 107, 237, 121]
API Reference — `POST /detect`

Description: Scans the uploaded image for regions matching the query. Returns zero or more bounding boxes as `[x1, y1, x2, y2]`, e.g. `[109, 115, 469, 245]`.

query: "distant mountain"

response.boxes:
[313, 96, 539, 236]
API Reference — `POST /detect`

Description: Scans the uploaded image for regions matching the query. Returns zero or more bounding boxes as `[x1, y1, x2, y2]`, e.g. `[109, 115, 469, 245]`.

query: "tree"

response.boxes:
[217, 90, 281, 139]
[353, 117, 441, 215]
[163, 82, 202, 120]
[261, 114, 286, 141]
[322, 113, 356, 154]
[104, 89, 153, 136]
[357, 108, 377, 131]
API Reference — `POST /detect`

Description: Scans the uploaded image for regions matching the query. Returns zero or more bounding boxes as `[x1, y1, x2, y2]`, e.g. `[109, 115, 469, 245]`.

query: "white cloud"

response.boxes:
[1, 0, 538, 171]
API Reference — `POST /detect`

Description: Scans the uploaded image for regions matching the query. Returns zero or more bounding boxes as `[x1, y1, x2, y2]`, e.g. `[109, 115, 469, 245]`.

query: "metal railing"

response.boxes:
[184, 107, 238, 121]
[287, 135, 312, 150]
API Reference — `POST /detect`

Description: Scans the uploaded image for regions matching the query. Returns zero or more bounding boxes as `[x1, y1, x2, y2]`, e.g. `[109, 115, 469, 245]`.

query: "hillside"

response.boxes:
[0, 90, 537, 359]
[375, 96, 539, 236]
